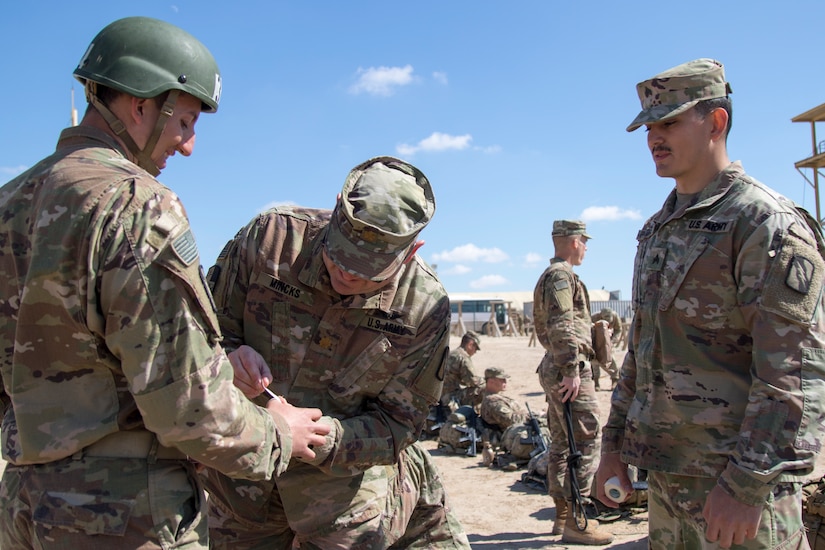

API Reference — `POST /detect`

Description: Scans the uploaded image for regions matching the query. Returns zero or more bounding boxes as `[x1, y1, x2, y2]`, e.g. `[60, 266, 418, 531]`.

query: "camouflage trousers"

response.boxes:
[0, 455, 205, 549]
[541, 359, 601, 501]
[203, 441, 470, 549]
[648, 471, 809, 549]
[591, 358, 619, 386]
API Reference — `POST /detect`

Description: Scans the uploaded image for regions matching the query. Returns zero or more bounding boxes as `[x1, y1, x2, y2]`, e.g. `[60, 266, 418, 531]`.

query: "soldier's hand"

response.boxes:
[266, 400, 330, 461]
[595, 453, 632, 508]
[559, 374, 580, 402]
[703, 485, 761, 548]
[228, 345, 273, 398]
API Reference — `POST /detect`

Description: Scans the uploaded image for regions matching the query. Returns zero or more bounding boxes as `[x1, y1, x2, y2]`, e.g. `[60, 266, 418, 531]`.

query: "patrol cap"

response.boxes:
[464, 330, 482, 349]
[552, 220, 592, 239]
[485, 367, 509, 380]
[325, 156, 435, 281]
[626, 58, 732, 132]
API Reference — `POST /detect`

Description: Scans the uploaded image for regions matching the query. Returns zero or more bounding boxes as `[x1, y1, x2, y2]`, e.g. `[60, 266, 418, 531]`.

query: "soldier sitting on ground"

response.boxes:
[480, 367, 526, 445]
[440, 330, 484, 410]
[424, 330, 484, 437]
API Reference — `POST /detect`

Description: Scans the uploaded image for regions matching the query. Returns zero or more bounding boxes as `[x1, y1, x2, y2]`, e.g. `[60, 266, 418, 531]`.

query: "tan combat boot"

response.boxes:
[561, 512, 614, 545]
[552, 498, 568, 535]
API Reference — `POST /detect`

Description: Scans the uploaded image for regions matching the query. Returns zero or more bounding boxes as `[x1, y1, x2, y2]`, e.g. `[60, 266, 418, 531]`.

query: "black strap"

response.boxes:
[564, 399, 588, 531]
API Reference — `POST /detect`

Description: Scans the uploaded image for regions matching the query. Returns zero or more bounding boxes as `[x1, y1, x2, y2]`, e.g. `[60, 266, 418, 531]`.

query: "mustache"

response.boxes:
[652, 145, 671, 154]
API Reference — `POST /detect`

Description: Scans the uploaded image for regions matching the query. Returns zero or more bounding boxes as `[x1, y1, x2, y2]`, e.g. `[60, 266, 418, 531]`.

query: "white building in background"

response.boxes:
[448, 289, 632, 338]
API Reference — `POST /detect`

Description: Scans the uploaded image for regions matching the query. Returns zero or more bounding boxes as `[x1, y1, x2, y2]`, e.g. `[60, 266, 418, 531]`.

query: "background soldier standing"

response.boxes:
[590, 307, 622, 390]
[533, 220, 613, 545]
[0, 17, 327, 549]
[202, 157, 470, 549]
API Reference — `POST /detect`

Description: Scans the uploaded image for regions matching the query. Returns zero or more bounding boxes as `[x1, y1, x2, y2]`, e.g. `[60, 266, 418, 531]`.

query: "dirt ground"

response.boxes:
[421, 335, 648, 549]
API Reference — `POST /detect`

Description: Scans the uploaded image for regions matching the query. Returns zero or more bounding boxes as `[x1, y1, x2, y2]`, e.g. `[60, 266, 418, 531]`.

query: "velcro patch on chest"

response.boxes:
[255, 272, 307, 302]
[687, 219, 732, 233]
[360, 316, 416, 338]
[645, 247, 667, 272]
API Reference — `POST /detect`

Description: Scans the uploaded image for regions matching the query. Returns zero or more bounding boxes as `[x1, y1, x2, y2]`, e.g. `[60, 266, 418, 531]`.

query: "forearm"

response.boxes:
[307, 320, 448, 475]
[547, 322, 586, 376]
[136, 351, 288, 479]
[602, 341, 637, 453]
[721, 298, 825, 503]
[304, 408, 416, 476]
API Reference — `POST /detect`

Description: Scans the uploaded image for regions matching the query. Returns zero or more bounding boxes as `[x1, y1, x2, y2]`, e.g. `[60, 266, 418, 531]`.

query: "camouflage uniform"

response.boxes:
[201, 157, 469, 549]
[590, 307, 622, 344]
[479, 366, 526, 435]
[0, 127, 290, 549]
[440, 346, 484, 409]
[480, 392, 526, 433]
[533, 242, 601, 501]
[590, 307, 622, 387]
[606, 58, 825, 549]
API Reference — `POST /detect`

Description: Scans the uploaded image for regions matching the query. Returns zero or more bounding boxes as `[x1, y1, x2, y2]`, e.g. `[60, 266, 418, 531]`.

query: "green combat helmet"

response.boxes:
[73, 16, 222, 175]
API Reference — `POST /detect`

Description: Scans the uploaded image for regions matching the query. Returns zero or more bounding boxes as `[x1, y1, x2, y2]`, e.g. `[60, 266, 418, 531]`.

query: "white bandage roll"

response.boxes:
[604, 475, 629, 503]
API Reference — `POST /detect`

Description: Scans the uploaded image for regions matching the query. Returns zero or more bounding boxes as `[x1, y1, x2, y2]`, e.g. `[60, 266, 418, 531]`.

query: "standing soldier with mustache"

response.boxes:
[597, 58, 825, 550]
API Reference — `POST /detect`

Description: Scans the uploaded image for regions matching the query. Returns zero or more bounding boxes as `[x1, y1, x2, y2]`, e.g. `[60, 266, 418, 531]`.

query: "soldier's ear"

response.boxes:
[709, 107, 729, 142]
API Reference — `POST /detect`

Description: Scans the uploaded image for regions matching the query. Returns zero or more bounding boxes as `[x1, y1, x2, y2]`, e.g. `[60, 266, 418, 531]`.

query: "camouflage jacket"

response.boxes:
[0, 126, 289, 479]
[591, 309, 622, 345]
[603, 162, 825, 506]
[480, 392, 526, 431]
[533, 258, 594, 378]
[207, 205, 450, 478]
[440, 347, 483, 402]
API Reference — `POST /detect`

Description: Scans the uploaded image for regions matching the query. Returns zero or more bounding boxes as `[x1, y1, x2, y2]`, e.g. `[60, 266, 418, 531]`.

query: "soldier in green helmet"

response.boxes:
[0, 16, 329, 549]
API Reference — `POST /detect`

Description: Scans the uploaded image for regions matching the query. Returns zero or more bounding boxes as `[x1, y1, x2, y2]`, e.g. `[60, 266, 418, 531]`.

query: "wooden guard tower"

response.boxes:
[792, 102, 825, 226]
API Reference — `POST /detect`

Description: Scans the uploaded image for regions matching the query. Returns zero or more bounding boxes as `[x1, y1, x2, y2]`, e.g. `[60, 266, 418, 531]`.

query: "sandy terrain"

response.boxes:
[421, 335, 648, 549]
[0, 334, 647, 549]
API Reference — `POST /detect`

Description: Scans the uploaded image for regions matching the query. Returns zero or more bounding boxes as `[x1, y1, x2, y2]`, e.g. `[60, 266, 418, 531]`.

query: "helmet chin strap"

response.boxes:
[84, 81, 179, 177]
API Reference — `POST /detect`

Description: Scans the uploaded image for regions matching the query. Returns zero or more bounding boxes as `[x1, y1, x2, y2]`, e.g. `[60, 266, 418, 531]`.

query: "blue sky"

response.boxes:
[3, 1, 825, 299]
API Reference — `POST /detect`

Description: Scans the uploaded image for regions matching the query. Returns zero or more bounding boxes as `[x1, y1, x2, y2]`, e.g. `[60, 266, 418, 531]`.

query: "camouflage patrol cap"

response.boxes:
[552, 220, 592, 239]
[326, 156, 435, 281]
[464, 330, 482, 349]
[484, 367, 509, 380]
[626, 58, 732, 132]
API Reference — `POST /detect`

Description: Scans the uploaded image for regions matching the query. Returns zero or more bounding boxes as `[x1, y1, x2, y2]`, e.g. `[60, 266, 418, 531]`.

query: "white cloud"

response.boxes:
[580, 205, 643, 222]
[432, 71, 448, 85]
[397, 132, 472, 156]
[525, 252, 543, 264]
[349, 65, 414, 96]
[1, 165, 28, 177]
[445, 264, 472, 275]
[470, 274, 508, 289]
[476, 145, 501, 154]
[432, 243, 509, 264]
